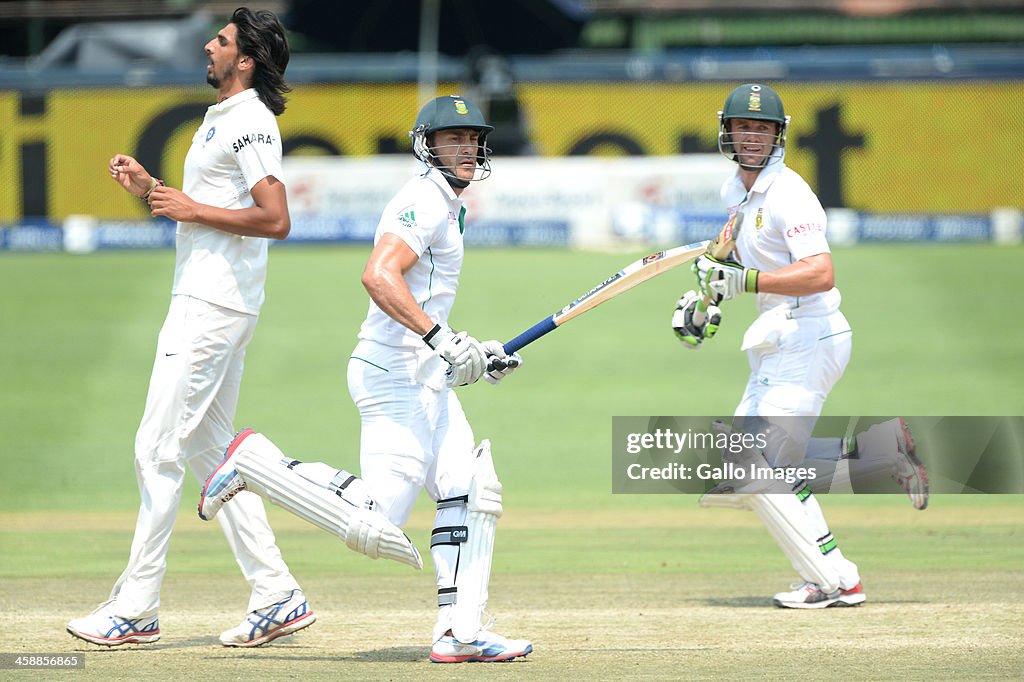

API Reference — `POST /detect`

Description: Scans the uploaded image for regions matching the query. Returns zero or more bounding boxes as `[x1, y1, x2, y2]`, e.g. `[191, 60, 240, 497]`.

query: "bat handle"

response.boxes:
[691, 296, 711, 327]
[503, 315, 557, 354]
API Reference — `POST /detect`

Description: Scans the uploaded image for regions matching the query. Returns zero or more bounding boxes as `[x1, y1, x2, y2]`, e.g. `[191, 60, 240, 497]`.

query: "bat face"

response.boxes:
[502, 240, 708, 354]
[558, 270, 625, 317]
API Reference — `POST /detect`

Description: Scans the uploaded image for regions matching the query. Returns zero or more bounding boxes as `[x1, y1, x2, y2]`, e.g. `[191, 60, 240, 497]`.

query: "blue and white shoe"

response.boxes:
[198, 428, 253, 521]
[430, 629, 533, 663]
[67, 604, 160, 646]
[219, 590, 316, 647]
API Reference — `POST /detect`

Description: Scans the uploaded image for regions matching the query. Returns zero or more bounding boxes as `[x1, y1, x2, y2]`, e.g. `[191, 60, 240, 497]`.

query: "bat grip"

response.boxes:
[503, 316, 557, 354]
[691, 296, 711, 327]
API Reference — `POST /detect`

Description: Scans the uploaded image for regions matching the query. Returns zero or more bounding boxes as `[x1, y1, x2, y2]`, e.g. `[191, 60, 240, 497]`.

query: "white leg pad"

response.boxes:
[233, 433, 422, 570]
[451, 439, 502, 643]
[698, 487, 752, 510]
[747, 493, 840, 592]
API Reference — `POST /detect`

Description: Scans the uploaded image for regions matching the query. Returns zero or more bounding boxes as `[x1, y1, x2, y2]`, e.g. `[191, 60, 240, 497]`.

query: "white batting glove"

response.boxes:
[671, 290, 722, 350]
[481, 340, 523, 385]
[423, 324, 487, 387]
[693, 254, 759, 304]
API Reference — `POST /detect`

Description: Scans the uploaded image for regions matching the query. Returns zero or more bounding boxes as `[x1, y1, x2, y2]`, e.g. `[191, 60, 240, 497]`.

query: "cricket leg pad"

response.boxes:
[747, 492, 840, 593]
[449, 439, 502, 643]
[232, 432, 422, 570]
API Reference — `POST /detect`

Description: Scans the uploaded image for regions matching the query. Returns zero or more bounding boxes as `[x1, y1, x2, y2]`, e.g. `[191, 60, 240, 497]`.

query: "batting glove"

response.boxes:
[693, 254, 759, 304]
[423, 324, 487, 387]
[671, 289, 722, 350]
[481, 340, 523, 385]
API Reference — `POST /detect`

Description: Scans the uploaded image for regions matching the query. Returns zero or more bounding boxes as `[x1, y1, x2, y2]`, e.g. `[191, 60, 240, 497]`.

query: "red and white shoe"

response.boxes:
[893, 417, 929, 510]
[67, 603, 160, 646]
[198, 428, 253, 521]
[773, 581, 866, 609]
[430, 629, 533, 663]
[219, 590, 316, 647]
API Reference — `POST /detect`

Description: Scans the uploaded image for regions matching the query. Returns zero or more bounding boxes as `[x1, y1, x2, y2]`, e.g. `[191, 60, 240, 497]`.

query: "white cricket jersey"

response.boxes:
[171, 89, 284, 315]
[725, 161, 841, 317]
[358, 167, 466, 349]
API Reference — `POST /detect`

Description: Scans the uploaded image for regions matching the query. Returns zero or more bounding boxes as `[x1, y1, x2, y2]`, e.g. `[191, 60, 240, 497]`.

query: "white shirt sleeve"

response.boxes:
[379, 198, 447, 257]
[779, 184, 830, 261]
[233, 126, 284, 193]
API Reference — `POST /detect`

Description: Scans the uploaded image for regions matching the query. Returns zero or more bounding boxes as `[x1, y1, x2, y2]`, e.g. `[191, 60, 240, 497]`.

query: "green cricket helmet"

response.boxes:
[717, 83, 790, 170]
[410, 95, 494, 188]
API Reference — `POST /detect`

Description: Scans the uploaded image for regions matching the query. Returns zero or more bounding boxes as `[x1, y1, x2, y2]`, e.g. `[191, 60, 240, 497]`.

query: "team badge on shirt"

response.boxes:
[206, 126, 216, 142]
[755, 208, 764, 230]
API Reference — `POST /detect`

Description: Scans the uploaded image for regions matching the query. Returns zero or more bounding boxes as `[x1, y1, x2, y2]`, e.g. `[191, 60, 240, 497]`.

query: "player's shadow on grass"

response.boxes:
[68, 635, 223, 652]
[232, 647, 432, 663]
[702, 596, 768, 608]
[347, 646, 432, 663]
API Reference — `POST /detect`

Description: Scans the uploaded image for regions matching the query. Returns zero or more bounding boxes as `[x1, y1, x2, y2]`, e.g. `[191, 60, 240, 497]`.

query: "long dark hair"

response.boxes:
[231, 7, 291, 116]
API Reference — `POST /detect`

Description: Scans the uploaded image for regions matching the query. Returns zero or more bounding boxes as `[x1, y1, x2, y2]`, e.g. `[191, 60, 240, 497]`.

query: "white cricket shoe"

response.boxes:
[219, 589, 316, 647]
[198, 428, 253, 521]
[893, 417, 929, 510]
[773, 581, 866, 609]
[430, 629, 533, 663]
[67, 604, 160, 646]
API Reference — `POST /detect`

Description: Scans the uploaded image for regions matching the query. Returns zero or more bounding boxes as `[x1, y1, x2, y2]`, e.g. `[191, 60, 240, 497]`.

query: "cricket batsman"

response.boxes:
[671, 83, 929, 608]
[199, 95, 531, 661]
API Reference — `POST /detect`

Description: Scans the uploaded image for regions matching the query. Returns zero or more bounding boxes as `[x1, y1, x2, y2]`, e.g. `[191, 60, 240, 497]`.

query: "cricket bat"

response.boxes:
[501, 240, 710, 354]
[691, 210, 744, 326]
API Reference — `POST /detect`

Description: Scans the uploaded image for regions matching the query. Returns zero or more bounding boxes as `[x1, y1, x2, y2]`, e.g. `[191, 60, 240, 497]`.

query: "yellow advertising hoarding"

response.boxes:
[0, 81, 1018, 220]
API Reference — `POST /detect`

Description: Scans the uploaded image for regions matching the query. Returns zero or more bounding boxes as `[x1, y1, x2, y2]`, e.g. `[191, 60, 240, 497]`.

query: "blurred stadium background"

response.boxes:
[0, 0, 1021, 250]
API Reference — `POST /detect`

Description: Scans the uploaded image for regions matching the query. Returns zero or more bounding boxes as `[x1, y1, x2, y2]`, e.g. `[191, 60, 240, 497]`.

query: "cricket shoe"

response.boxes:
[67, 604, 160, 646]
[430, 630, 533, 663]
[773, 581, 866, 609]
[893, 417, 929, 510]
[220, 589, 316, 647]
[198, 428, 254, 521]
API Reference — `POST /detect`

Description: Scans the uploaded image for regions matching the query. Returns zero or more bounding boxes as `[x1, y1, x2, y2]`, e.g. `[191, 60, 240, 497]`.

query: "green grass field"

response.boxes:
[1, 244, 1023, 679]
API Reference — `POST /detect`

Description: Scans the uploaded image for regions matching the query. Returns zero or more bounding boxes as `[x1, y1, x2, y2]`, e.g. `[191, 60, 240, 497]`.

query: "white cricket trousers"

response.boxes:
[108, 295, 299, 618]
[736, 309, 852, 466]
[348, 339, 478, 636]
[735, 308, 860, 590]
[346, 341, 476, 526]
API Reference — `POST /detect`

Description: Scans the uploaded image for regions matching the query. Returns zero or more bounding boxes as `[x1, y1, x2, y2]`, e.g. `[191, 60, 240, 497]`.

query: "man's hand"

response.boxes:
[109, 154, 154, 198]
[693, 254, 759, 304]
[148, 185, 201, 222]
[423, 325, 487, 387]
[671, 289, 722, 350]
[481, 340, 522, 385]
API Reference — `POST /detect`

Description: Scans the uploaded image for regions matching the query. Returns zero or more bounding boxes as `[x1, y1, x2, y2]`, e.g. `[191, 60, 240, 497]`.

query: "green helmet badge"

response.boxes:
[721, 83, 786, 125]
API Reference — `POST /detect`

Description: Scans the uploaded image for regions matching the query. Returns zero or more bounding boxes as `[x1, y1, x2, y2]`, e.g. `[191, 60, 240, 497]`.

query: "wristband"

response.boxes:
[422, 323, 444, 349]
[745, 268, 759, 294]
[141, 177, 165, 200]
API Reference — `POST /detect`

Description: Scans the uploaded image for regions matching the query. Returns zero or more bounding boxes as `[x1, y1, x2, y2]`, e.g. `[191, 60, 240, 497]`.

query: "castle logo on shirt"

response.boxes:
[786, 223, 824, 238]
[232, 132, 276, 153]
[399, 210, 416, 228]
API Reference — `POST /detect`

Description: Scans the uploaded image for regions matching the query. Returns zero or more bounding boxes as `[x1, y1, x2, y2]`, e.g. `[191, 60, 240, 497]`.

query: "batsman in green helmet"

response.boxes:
[718, 82, 789, 170]
[410, 94, 494, 189]
[673, 83, 929, 610]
